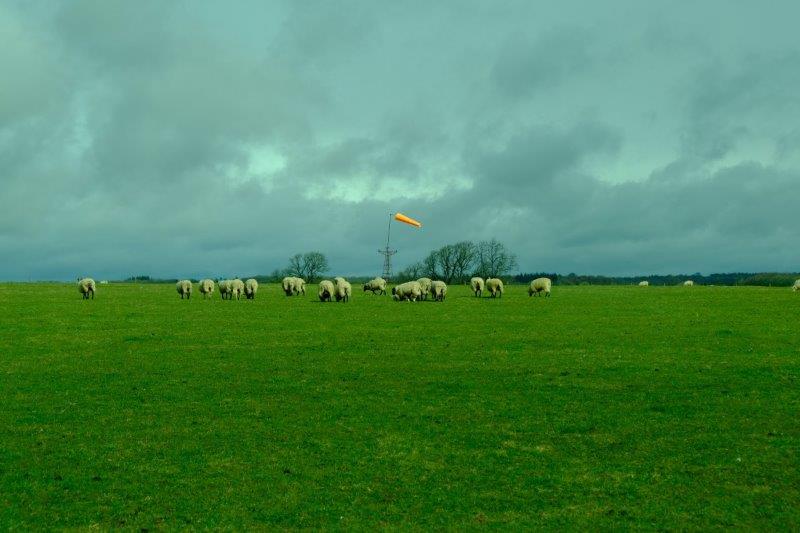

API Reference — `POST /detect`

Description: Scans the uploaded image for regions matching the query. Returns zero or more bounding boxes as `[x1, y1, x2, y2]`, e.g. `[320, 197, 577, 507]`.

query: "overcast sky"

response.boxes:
[2, 1, 799, 280]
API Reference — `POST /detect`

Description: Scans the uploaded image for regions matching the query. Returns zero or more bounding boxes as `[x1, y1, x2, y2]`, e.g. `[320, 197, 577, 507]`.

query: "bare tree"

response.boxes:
[476, 239, 518, 279]
[286, 252, 329, 282]
[421, 251, 439, 279]
[451, 241, 477, 283]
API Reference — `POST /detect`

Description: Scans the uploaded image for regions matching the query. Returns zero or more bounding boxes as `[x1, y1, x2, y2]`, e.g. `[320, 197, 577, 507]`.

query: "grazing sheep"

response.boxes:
[416, 278, 432, 300]
[793, 279, 800, 291]
[392, 281, 422, 302]
[528, 277, 552, 297]
[334, 277, 352, 303]
[218, 280, 232, 300]
[683, 280, 694, 286]
[77, 278, 96, 299]
[294, 277, 307, 295]
[230, 279, 245, 300]
[470, 277, 485, 297]
[282, 276, 296, 296]
[176, 280, 192, 299]
[486, 278, 504, 298]
[99, 280, 109, 285]
[431, 280, 447, 301]
[245, 278, 259, 299]
[318, 280, 335, 302]
[363, 277, 387, 295]
[639, 281, 649, 287]
[199, 279, 215, 299]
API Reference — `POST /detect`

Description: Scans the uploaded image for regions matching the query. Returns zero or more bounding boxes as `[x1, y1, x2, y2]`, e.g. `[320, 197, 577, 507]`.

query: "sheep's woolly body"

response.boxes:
[486, 278, 504, 298]
[470, 277, 485, 297]
[528, 277, 552, 297]
[416, 278, 432, 300]
[318, 280, 335, 302]
[334, 277, 352, 302]
[294, 278, 306, 295]
[245, 279, 259, 299]
[176, 280, 193, 299]
[793, 279, 800, 291]
[230, 279, 245, 300]
[199, 279, 215, 298]
[78, 278, 96, 299]
[392, 281, 422, 302]
[683, 280, 694, 286]
[283, 277, 306, 296]
[363, 277, 387, 295]
[639, 281, 649, 286]
[430, 280, 447, 301]
[218, 280, 232, 299]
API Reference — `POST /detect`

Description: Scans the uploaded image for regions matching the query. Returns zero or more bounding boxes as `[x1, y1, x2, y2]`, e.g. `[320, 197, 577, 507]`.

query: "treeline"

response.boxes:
[395, 239, 518, 284]
[535, 272, 800, 287]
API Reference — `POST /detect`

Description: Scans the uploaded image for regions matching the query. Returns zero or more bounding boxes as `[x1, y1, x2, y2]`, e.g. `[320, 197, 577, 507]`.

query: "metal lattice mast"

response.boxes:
[378, 213, 397, 280]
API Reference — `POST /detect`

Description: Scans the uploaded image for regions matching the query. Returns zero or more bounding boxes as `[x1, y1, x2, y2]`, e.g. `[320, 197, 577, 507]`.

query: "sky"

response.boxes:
[2, 1, 799, 280]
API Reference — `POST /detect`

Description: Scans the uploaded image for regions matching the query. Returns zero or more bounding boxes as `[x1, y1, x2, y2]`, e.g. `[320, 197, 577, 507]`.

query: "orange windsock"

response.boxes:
[394, 212, 422, 228]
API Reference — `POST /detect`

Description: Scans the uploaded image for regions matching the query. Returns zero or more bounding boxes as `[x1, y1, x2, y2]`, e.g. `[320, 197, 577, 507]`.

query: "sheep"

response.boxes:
[283, 276, 306, 296]
[176, 280, 192, 299]
[294, 277, 307, 295]
[470, 277, 485, 297]
[431, 280, 447, 301]
[528, 277, 552, 297]
[392, 281, 422, 302]
[639, 281, 649, 287]
[244, 278, 259, 299]
[334, 277, 352, 303]
[77, 278, 96, 299]
[230, 279, 245, 300]
[318, 279, 335, 302]
[363, 277, 387, 295]
[218, 280, 232, 300]
[683, 280, 694, 287]
[199, 279, 215, 299]
[793, 279, 800, 292]
[416, 277, 432, 300]
[486, 278, 504, 298]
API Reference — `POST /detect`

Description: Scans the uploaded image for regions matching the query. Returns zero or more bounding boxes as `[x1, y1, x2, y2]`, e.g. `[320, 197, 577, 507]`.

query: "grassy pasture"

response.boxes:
[1, 283, 798, 529]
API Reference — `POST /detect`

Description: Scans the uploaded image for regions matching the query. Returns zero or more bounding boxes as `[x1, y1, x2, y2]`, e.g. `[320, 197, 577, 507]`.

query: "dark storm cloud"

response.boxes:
[1, 1, 799, 280]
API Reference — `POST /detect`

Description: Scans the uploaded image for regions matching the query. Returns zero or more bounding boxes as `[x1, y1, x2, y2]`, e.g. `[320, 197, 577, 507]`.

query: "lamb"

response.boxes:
[363, 277, 387, 295]
[639, 281, 649, 287]
[318, 280, 335, 302]
[199, 279, 215, 299]
[244, 279, 259, 299]
[230, 279, 245, 300]
[470, 277, 485, 297]
[218, 279, 232, 300]
[416, 278, 432, 300]
[392, 281, 422, 302]
[430, 280, 447, 301]
[486, 278, 504, 298]
[528, 277, 552, 297]
[683, 280, 694, 286]
[793, 279, 800, 292]
[77, 278, 96, 299]
[176, 280, 192, 299]
[334, 277, 352, 303]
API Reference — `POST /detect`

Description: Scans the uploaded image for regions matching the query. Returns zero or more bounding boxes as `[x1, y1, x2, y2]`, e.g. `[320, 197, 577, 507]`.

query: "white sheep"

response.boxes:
[176, 280, 192, 299]
[793, 279, 800, 292]
[683, 280, 694, 287]
[334, 277, 352, 303]
[392, 281, 422, 302]
[294, 277, 307, 295]
[363, 277, 387, 295]
[230, 279, 245, 300]
[431, 280, 447, 301]
[199, 279, 215, 299]
[470, 277, 485, 297]
[77, 277, 96, 299]
[218, 279, 232, 300]
[486, 278, 504, 298]
[639, 281, 649, 287]
[416, 277, 432, 300]
[282, 276, 296, 296]
[318, 280, 335, 302]
[245, 279, 259, 299]
[528, 277, 552, 297]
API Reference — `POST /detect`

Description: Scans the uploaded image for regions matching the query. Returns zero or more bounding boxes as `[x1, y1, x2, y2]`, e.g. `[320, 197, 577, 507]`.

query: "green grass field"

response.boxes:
[1, 283, 798, 529]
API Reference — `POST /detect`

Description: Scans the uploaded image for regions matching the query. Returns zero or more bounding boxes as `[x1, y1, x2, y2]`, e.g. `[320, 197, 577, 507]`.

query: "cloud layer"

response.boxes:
[2, 1, 799, 280]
